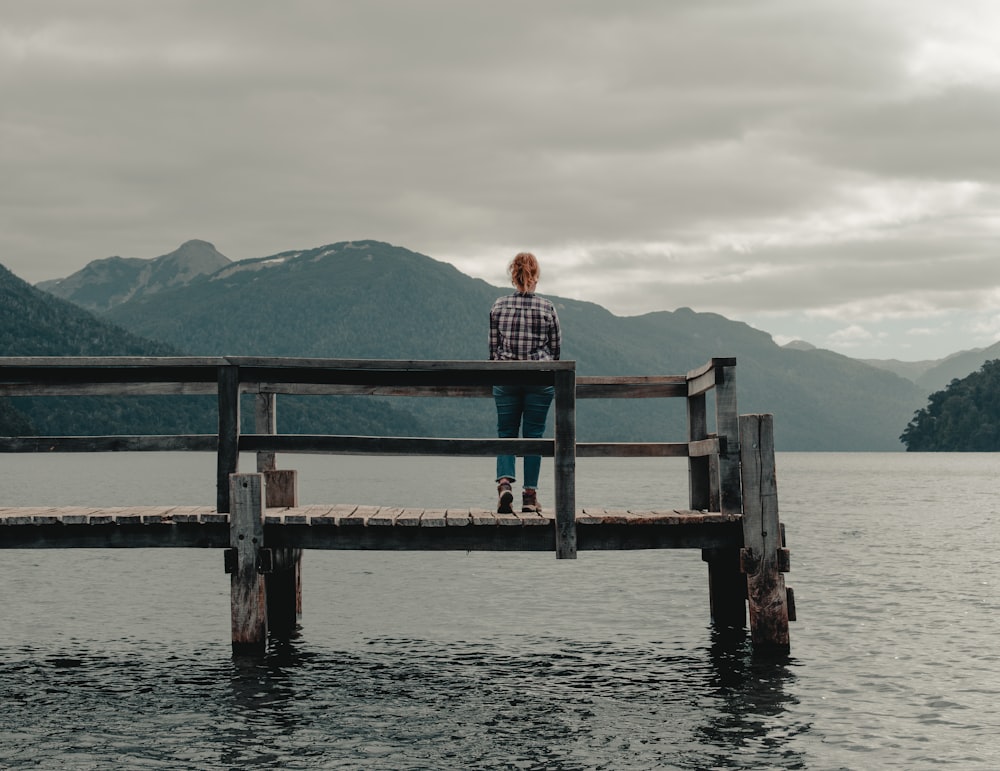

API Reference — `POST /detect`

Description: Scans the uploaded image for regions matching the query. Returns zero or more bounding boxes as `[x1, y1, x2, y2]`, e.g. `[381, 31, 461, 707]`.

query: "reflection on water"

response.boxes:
[1, 630, 804, 770]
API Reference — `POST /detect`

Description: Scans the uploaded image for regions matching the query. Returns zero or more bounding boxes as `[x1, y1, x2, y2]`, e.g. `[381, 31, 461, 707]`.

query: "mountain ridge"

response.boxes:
[36, 239, 230, 312]
[47, 238, 921, 450]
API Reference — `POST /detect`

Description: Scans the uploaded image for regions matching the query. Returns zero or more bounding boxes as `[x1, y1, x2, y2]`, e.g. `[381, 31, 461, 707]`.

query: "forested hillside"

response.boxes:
[900, 359, 1000, 451]
[0, 262, 209, 436]
[0, 262, 423, 437]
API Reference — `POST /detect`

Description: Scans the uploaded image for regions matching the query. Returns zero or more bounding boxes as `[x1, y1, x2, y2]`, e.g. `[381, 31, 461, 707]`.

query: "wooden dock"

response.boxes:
[0, 504, 742, 550]
[0, 356, 793, 654]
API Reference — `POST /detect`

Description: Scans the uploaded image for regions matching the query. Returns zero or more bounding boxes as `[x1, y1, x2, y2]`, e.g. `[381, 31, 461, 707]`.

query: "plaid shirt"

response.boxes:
[489, 292, 561, 361]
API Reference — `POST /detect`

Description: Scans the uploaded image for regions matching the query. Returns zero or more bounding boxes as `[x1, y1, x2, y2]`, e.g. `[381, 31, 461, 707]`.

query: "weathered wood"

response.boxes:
[420, 509, 448, 527]
[217, 366, 240, 513]
[0, 356, 228, 367]
[0, 382, 218, 397]
[687, 393, 710, 511]
[239, 434, 551, 457]
[255, 393, 277, 473]
[264, 470, 298, 508]
[553, 368, 577, 559]
[260, 453, 302, 640]
[229, 473, 267, 655]
[576, 377, 687, 399]
[715, 363, 742, 518]
[252, 375, 686, 400]
[0, 504, 745, 550]
[738, 414, 790, 651]
[0, 436, 217, 453]
[228, 356, 575, 370]
[576, 442, 690, 458]
[687, 437, 721, 458]
[702, 547, 747, 627]
[686, 357, 737, 397]
[238, 365, 559, 389]
[445, 509, 472, 526]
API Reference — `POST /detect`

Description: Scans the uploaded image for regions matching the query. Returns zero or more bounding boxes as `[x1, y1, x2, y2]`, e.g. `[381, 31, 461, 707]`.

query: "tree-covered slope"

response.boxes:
[901, 359, 1000, 451]
[0, 261, 423, 437]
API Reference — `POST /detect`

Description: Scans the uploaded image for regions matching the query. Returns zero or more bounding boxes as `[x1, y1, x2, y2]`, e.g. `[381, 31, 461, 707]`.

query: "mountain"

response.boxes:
[0, 261, 198, 435]
[860, 356, 942, 382]
[68, 239, 926, 450]
[863, 341, 1000, 394]
[36, 239, 231, 313]
[1, 260, 422, 438]
[912, 342, 1000, 393]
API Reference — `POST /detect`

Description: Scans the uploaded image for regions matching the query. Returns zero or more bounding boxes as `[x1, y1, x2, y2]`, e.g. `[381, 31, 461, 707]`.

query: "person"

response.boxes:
[489, 252, 562, 514]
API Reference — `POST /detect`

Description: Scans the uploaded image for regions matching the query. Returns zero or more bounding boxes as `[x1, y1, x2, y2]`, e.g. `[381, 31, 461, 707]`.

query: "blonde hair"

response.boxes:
[508, 252, 540, 293]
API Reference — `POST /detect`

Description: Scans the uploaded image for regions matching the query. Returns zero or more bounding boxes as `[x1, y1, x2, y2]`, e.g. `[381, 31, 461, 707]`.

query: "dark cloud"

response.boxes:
[2, 1, 999, 358]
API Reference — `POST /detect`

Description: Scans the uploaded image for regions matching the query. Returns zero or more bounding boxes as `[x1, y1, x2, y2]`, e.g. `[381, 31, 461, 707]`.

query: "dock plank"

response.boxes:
[0, 503, 744, 552]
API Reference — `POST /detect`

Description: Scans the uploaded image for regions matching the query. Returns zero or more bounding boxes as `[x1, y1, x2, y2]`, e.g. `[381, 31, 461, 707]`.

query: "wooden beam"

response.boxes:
[239, 434, 552, 457]
[702, 547, 747, 628]
[228, 473, 267, 656]
[0, 435, 217, 453]
[687, 392, 710, 511]
[738, 413, 790, 651]
[716, 362, 742, 518]
[217, 365, 240, 513]
[553, 368, 577, 559]
[576, 377, 687, 399]
[255, 392, 277, 473]
[577, 442, 690, 458]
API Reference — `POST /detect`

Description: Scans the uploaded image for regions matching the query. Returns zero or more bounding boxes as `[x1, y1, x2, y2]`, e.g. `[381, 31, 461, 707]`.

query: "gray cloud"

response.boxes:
[2, 1, 999, 359]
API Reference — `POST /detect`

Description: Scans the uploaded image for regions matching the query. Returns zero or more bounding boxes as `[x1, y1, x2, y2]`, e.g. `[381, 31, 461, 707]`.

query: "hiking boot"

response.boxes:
[522, 488, 542, 514]
[497, 479, 514, 514]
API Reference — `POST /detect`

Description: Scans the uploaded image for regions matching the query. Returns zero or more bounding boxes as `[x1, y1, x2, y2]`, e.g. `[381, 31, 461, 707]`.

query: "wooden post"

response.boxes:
[687, 392, 710, 511]
[701, 547, 747, 628]
[738, 414, 790, 651]
[254, 392, 302, 638]
[217, 364, 240, 513]
[553, 367, 577, 559]
[229, 473, 267, 655]
[255, 392, 277, 474]
[691, 366, 745, 627]
[715, 362, 742, 518]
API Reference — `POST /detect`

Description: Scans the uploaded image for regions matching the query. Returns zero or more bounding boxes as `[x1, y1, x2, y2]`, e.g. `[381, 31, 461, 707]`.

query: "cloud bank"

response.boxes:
[3, 1, 998, 358]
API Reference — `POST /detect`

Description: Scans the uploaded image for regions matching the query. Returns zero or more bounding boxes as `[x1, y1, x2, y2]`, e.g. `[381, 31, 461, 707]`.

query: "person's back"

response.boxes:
[489, 252, 561, 514]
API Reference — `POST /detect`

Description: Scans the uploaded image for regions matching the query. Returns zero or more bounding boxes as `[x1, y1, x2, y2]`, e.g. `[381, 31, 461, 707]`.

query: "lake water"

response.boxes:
[1, 452, 998, 769]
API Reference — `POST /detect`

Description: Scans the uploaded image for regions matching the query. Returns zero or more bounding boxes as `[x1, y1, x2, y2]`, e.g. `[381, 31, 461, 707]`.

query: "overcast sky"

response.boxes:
[3, 1, 999, 360]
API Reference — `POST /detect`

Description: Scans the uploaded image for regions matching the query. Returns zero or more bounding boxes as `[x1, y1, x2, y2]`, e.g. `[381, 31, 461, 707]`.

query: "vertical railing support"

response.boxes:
[715, 361, 742, 518]
[217, 364, 240, 513]
[738, 413, 790, 651]
[687, 391, 710, 512]
[254, 392, 302, 638]
[255, 392, 277, 475]
[229, 472, 267, 655]
[692, 360, 746, 627]
[553, 367, 577, 559]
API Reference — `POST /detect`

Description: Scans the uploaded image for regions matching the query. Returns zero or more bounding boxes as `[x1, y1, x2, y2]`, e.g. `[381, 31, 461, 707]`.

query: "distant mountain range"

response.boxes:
[37, 239, 230, 312]
[2, 238, 965, 450]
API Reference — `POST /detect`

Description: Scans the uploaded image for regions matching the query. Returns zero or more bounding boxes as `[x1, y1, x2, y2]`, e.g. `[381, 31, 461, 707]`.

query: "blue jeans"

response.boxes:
[494, 385, 554, 488]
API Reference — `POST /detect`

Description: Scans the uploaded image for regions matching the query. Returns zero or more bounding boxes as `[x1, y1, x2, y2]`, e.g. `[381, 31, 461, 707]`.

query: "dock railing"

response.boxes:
[0, 355, 741, 558]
